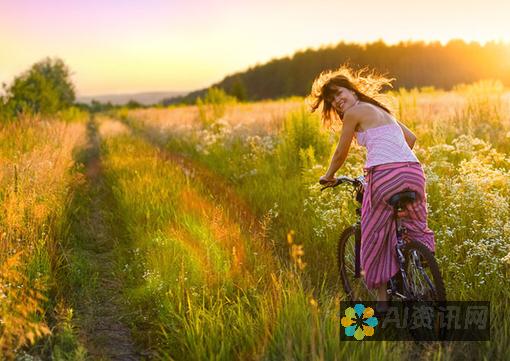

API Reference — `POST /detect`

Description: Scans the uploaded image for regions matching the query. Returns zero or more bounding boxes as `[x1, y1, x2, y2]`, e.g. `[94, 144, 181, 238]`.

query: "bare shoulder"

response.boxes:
[344, 102, 377, 121]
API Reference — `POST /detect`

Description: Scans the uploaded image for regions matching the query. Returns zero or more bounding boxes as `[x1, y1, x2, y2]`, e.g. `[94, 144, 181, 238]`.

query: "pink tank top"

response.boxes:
[355, 122, 419, 168]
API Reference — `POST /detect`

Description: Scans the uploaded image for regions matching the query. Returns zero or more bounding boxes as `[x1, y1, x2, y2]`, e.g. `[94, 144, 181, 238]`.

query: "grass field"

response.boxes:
[1, 82, 510, 360]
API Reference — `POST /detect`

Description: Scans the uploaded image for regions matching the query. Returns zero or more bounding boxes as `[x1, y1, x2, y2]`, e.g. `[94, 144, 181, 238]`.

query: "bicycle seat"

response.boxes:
[388, 191, 416, 208]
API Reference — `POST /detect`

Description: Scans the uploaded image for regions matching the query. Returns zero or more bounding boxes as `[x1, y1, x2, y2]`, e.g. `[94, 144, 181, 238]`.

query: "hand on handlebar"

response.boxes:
[318, 175, 363, 191]
[319, 175, 337, 186]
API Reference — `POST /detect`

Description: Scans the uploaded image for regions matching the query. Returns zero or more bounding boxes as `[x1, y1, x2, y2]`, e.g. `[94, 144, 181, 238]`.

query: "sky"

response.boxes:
[1, 0, 510, 96]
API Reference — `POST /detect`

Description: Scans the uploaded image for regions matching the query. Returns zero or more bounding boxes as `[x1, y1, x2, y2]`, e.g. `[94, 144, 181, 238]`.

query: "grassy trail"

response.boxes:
[143, 136, 274, 268]
[119, 117, 280, 279]
[69, 117, 141, 360]
[128, 121, 268, 247]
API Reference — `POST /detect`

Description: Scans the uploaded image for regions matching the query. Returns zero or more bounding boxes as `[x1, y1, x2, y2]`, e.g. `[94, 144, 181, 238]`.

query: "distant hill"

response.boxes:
[77, 91, 188, 105]
[167, 39, 510, 105]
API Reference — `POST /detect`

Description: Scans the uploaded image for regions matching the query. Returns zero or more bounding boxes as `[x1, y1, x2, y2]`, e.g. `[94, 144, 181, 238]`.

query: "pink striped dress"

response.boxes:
[355, 122, 435, 289]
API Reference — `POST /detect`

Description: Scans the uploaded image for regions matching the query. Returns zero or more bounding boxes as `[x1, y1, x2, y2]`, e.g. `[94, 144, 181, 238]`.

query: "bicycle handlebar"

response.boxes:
[319, 175, 365, 191]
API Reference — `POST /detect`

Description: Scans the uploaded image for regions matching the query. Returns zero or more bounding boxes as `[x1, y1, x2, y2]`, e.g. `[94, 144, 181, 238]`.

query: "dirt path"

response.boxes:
[72, 117, 141, 360]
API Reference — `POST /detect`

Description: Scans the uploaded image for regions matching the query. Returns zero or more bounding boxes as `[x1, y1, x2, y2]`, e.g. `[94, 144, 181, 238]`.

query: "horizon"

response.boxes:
[77, 38, 510, 98]
[6, 38, 510, 99]
[2, 0, 510, 96]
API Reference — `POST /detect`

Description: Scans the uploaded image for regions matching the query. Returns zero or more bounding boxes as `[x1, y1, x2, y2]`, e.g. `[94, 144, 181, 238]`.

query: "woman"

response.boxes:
[307, 66, 435, 306]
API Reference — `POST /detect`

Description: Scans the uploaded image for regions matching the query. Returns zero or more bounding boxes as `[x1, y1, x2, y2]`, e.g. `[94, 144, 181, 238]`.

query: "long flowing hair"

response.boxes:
[306, 65, 395, 127]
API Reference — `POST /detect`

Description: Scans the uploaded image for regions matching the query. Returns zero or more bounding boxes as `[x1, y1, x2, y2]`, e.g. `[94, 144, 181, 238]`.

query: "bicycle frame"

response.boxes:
[391, 210, 413, 300]
[323, 175, 436, 301]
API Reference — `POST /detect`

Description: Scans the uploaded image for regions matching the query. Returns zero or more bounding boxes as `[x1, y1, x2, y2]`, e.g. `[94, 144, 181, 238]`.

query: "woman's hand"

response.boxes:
[319, 175, 337, 185]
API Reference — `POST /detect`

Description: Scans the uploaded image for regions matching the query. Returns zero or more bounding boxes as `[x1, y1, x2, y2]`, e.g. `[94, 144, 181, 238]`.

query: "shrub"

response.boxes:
[196, 87, 237, 127]
[2, 57, 75, 118]
[276, 107, 330, 173]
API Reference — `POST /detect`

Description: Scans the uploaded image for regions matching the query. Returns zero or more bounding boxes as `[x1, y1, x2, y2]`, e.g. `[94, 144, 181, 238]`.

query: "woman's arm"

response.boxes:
[397, 120, 417, 149]
[322, 111, 359, 180]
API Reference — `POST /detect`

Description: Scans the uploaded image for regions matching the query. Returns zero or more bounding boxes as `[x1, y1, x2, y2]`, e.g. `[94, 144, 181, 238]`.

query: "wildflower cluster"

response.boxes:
[425, 135, 510, 291]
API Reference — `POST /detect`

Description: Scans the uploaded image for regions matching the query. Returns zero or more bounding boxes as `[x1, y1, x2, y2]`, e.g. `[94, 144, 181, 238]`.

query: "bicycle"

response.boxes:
[320, 175, 446, 305]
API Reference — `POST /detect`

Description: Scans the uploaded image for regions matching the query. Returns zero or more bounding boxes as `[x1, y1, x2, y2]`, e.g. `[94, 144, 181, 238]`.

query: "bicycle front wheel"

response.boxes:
[337, 226, 378, 302]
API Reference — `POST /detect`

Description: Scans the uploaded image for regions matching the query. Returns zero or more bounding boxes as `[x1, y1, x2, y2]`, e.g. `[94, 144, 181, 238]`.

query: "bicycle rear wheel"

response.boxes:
[401, 240, 448, 340]
[337, 226, 378, 302]
[402, 240, 446, 302]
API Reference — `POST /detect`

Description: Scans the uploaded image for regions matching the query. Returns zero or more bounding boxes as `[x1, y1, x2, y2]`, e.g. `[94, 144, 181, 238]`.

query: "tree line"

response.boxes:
[2, 39, 509, 119]
[165, 39, 510, 104]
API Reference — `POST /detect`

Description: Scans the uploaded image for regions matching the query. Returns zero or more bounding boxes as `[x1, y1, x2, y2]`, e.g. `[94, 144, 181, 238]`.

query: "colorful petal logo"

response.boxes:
[341, 303, 378, 340]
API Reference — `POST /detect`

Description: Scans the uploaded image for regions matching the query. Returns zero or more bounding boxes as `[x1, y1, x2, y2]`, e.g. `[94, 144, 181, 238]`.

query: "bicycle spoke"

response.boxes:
[407, 248, 437, 301]
[410, 255, 425, 298]
[411, 252, 427, 297]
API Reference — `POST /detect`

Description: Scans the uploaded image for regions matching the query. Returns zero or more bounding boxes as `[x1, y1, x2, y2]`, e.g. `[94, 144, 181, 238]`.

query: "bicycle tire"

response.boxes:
[402, 240, 446, 302]
[400, 240, 448, 341]
[337, 226, 378, 302]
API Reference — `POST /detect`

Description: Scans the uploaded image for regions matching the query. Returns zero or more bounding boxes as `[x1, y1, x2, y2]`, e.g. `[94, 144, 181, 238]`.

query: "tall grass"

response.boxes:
[116, 98, 302, 143]
[0, 115, 87, 359]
